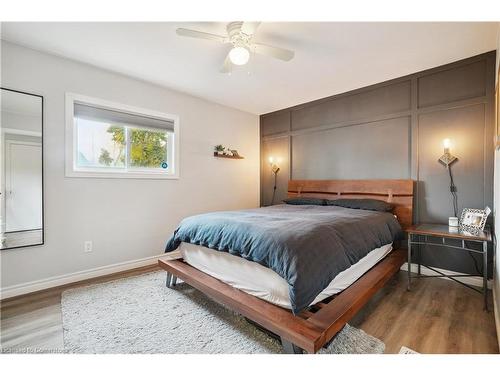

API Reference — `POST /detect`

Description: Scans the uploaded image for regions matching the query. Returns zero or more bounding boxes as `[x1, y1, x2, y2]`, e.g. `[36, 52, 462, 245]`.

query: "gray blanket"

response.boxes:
[165, 204, 402, 313]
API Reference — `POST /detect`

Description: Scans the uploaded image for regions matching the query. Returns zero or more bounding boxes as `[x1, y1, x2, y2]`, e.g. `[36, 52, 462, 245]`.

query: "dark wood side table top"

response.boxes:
[406, 223, 491, 242]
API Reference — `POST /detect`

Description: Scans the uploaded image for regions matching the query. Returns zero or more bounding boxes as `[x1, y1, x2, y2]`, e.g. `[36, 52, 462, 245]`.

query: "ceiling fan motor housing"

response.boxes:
[227, 22, 252, 48]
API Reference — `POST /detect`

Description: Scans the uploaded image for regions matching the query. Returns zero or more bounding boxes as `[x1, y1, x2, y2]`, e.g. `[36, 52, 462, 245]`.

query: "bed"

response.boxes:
[159, 179, 414, 353]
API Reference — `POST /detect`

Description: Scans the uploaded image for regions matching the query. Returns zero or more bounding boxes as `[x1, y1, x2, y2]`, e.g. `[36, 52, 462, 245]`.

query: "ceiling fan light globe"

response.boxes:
[229, 47, 250, 65]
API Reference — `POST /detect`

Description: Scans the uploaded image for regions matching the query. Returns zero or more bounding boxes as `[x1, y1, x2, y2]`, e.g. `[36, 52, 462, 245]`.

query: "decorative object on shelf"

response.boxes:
[438, 138, 459, 220]
[269, 156, 280, 205]
[459, 207, 491, 234]
[229, 149, 241, 158]
[213, 145, 244, 159]
[214, 145, 225, 155]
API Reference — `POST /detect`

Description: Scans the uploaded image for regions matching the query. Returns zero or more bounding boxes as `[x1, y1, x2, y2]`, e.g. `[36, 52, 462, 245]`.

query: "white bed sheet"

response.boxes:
[176, 242, 393, 309]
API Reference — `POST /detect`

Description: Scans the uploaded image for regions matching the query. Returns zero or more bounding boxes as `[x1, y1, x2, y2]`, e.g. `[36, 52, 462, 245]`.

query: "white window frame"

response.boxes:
[65, 93, 180, 179]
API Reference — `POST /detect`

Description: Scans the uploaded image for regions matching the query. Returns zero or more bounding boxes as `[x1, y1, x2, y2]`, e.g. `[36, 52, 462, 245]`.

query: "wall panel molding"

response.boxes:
[290, 80, 411, 131]
[262, 112, 412, 141]
[417, 59, 487, 108]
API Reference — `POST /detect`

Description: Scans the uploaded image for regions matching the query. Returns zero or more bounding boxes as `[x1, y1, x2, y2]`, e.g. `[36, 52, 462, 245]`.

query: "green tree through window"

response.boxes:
[98, 149, 113, 166]
[99, 125, 167, 168]
[130, 128, 167, 168]
[107, 126, 125, 166]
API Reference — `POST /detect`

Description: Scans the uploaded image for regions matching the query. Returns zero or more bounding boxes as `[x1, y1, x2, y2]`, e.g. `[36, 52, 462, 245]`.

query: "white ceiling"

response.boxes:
[1, 22, 498, 114]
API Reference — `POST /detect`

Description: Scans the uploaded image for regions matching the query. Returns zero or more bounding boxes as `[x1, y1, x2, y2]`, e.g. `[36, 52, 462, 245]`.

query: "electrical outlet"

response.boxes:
[84, 240, 93, 253]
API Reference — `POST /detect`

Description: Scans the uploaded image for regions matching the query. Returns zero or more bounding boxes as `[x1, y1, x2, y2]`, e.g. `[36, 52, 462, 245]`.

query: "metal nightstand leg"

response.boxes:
[483, 241, 488, 311]
[407, 235, 411, 291]
[418, 244, 421, 276]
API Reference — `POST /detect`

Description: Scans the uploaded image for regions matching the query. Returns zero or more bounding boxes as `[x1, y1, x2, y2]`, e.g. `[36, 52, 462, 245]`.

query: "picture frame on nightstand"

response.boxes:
[459, 207, 490, 234]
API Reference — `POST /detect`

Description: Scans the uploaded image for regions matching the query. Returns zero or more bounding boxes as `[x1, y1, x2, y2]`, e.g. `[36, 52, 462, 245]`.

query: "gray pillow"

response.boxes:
[326, 198, 394, 212]
[283, 197, 327, 206]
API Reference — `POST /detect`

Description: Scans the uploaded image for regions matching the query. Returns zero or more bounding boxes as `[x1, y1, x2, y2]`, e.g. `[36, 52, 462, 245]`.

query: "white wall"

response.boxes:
[0, 41, 259, 291]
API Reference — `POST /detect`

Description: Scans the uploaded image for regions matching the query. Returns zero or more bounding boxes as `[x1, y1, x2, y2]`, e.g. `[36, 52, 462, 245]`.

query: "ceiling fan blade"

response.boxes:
[220, 53, 232, 74]
[176, 28, 228, 43]
[241, 22, 261, 35]
[252, 43, 295, 61]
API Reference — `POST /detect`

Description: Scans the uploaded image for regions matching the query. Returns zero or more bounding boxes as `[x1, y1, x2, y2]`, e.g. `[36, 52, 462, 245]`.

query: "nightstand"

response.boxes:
[406, 223, 491, 310]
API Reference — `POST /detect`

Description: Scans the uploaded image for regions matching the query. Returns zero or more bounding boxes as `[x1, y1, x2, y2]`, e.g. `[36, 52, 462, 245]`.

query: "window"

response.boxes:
[65, 94, 179, 179]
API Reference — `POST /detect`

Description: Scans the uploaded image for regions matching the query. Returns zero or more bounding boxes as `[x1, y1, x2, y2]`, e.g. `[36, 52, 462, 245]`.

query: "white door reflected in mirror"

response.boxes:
[1, 88, 43, 249]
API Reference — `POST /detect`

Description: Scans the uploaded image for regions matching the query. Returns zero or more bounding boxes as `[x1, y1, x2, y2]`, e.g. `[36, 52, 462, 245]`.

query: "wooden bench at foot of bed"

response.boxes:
[158, 248, 406, 354]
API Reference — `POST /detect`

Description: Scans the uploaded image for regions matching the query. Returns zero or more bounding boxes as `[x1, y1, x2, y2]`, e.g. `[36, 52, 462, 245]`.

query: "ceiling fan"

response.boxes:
[176, 22, 295, 73]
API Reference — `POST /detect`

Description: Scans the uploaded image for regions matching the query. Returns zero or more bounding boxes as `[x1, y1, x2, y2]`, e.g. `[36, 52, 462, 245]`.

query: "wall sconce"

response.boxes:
[269, 156, 280, 174]
[269, 156, 280, 205]
[438, 138, 458, 220]
[438, 138, 458, 167]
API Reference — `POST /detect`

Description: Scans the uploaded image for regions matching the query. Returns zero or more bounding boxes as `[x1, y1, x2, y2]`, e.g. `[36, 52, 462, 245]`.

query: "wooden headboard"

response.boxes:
[287, 179, 415, 230]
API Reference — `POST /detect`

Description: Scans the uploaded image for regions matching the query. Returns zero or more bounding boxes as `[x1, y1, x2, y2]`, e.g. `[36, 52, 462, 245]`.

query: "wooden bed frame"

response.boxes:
[158, 179, 414, 353]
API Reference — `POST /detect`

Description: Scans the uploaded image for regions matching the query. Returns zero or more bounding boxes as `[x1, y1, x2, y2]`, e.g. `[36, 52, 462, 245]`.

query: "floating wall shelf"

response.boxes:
[213, 152, 244, 159]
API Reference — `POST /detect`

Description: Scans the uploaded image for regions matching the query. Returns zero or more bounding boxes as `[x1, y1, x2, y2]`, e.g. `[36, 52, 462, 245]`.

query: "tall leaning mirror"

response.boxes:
[1, 88, 43, 250]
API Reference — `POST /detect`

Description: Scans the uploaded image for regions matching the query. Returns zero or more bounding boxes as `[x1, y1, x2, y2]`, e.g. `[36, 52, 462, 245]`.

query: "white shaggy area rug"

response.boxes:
[61, 271, 385, 354]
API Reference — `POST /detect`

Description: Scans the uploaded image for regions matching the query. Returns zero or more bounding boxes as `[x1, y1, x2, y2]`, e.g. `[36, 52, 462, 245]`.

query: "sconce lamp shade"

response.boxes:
[443, 138, 452, 150]
[438, 138, 457, 167]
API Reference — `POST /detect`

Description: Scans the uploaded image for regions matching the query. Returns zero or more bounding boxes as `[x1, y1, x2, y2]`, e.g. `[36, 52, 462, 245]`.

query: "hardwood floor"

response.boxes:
[352, 272, 498, 354]
[1, 267, 498, 354]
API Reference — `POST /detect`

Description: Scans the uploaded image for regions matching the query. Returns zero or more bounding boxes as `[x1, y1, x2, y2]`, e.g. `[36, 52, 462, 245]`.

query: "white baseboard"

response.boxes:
[401, 263, 492, 290]
[0, 254, 165, 299]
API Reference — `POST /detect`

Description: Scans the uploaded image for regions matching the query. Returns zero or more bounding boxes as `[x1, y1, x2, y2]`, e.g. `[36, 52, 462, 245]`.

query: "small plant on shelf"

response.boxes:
[214, 145, 225, 155]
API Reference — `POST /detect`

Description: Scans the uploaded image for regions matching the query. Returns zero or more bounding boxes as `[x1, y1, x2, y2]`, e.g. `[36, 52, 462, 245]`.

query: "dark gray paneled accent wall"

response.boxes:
[291, 80, 412, 130]
[260, 51, 496, 275]
[292, 117, 411, 180]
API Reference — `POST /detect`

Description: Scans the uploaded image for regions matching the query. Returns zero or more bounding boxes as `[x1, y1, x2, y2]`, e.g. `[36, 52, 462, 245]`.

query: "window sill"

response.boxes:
[65, 170, 179, 180]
